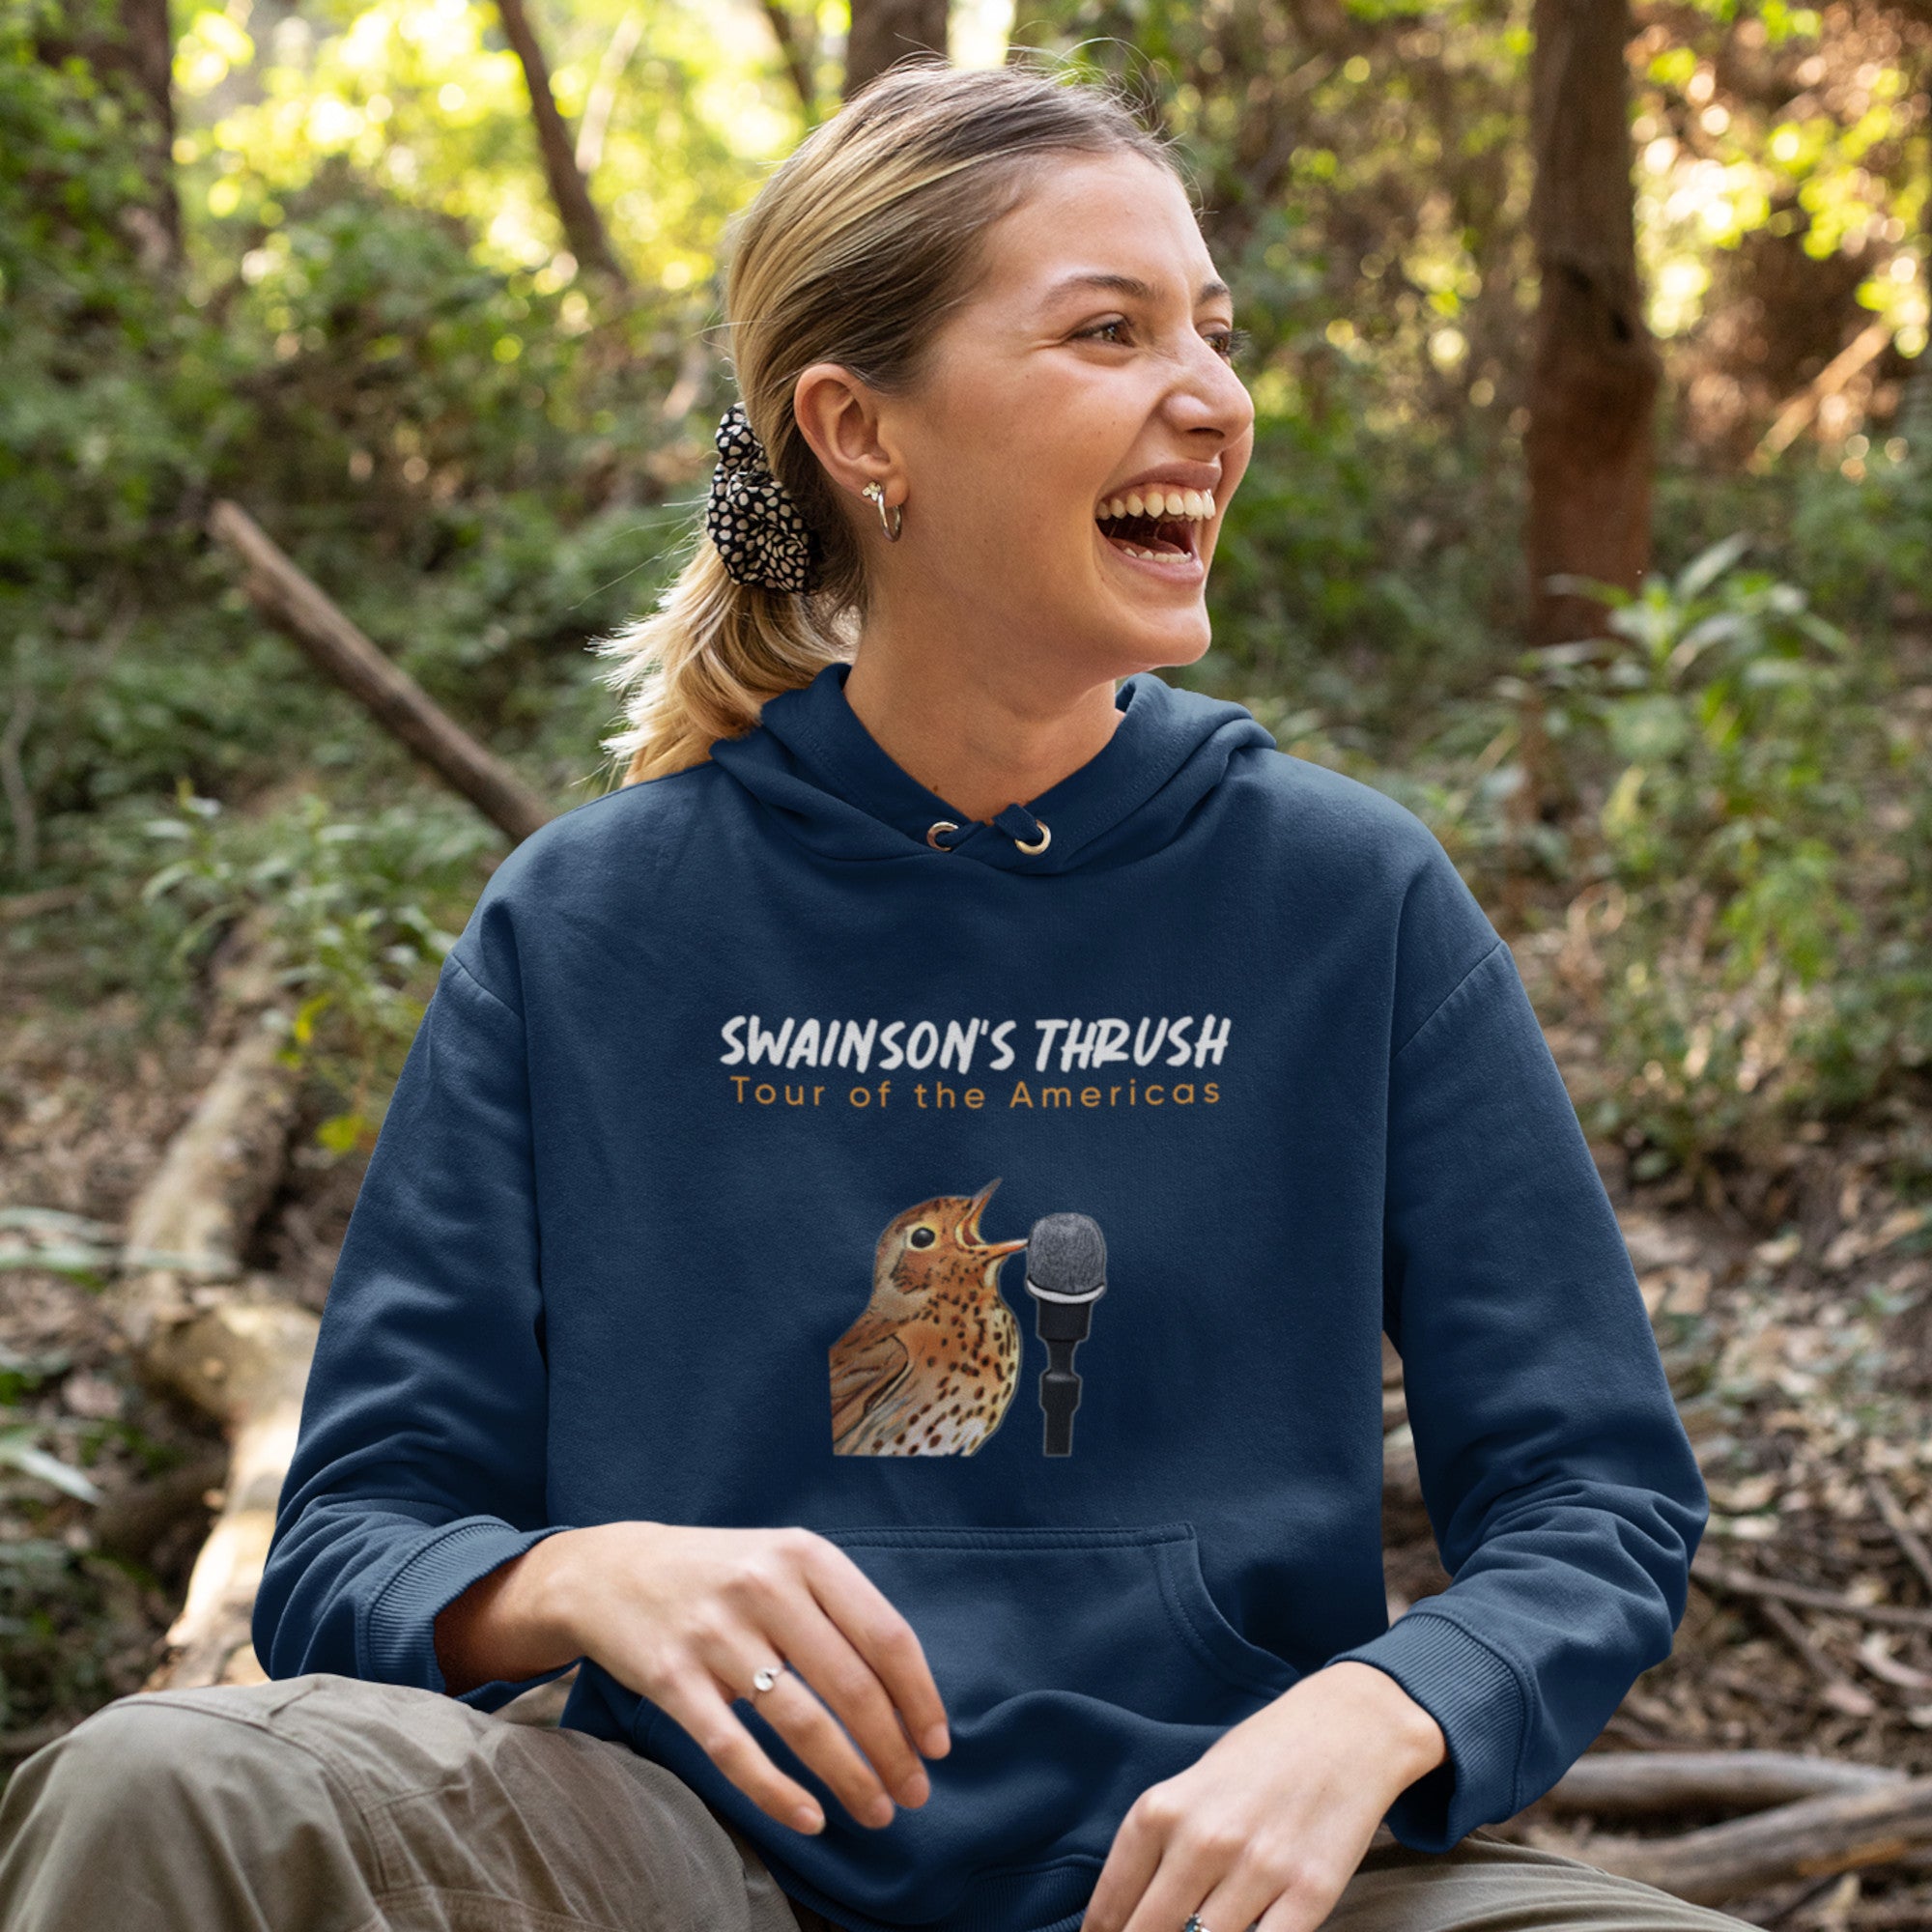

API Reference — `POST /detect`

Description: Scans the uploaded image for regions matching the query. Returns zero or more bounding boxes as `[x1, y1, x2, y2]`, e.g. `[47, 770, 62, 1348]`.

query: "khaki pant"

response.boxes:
[0, 1672, 1757, 1932]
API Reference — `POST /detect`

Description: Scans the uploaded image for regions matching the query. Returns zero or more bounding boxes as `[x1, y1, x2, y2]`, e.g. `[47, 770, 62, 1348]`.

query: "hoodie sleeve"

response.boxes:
[250, 940, 580, 1712]
[1324, 840, 1709, 1852]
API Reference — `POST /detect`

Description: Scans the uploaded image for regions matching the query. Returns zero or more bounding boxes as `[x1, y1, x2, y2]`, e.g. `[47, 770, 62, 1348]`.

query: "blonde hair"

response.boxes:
[592, 53, 1186, 786]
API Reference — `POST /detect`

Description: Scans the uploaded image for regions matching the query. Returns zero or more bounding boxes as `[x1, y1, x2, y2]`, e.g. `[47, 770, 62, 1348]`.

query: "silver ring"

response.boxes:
[750, 1661, 789, 1698]
[1181, 1917, 1214, 1932]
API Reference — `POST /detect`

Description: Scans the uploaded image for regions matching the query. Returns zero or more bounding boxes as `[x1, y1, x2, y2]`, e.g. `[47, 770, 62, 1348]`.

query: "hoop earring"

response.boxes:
[862, 480, 904, 542]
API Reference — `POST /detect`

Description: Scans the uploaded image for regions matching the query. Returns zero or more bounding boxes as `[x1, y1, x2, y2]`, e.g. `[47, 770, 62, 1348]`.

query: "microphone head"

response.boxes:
[1024, 1213, 1106, 1302]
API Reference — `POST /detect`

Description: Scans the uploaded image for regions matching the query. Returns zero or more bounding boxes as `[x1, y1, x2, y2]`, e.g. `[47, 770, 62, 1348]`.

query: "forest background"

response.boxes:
[3, 0, 1932, 1921]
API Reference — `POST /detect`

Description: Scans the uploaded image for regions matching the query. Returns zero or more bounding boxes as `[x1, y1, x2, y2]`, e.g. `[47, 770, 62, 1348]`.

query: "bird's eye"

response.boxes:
[908, 1226, 937, 1249]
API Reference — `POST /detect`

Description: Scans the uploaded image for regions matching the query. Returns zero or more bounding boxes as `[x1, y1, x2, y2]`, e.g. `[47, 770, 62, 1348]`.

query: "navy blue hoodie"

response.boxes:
[253, 658, 1708, 1932]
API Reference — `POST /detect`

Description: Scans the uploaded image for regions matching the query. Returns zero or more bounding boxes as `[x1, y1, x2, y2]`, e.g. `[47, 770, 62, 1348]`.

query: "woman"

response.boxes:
[0, 55, 1755, 1932]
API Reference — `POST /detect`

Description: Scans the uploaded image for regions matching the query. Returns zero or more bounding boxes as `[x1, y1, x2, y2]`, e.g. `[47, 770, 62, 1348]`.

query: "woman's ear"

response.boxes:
[793, 362, 903, 511]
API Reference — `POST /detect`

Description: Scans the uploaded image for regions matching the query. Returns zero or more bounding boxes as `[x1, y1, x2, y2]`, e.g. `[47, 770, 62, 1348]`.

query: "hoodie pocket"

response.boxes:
[818, 1520, 1296, 1716]
[739, 1520, 1302, 1925]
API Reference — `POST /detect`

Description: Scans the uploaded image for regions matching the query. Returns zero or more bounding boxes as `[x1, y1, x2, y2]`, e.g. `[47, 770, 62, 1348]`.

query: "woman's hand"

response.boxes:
[1081, 1661, 1446, 1932]
[537, 1520, 951, 1837]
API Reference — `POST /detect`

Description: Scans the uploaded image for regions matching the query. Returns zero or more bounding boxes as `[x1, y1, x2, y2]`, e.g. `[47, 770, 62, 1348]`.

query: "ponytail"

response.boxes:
[591, 529, 853, 787]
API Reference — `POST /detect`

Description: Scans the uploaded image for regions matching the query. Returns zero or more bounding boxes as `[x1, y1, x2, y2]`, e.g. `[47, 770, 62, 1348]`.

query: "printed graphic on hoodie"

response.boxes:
[828, 1180, 1107, 1458]
[723, 1011, 1228, 1116]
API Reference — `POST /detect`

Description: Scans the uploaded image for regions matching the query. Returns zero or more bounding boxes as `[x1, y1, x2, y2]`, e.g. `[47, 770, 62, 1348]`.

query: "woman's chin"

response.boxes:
[1083, 591, 1213, 668]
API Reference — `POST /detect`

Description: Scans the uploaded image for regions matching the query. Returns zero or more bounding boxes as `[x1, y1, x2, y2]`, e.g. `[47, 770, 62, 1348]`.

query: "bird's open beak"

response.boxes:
[965, 1179, 1028, 1255]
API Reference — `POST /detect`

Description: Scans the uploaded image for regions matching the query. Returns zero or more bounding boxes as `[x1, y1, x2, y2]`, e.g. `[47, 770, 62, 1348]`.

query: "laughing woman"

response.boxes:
[0, 55, 1755, 1932]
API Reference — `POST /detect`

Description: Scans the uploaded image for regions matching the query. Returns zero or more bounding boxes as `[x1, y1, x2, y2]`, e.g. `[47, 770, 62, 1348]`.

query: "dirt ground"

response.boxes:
[4, 924, 1931, 1930]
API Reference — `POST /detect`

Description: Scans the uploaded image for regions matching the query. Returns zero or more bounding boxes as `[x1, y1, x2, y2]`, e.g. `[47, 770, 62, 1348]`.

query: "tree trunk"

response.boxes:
[844, 0, 949, 99]
[1522, 0, 1659, 649]
[492, 0, 629, 287]
[1511, 0, 1661, 888]
[36, 0, 180, 269]
[759, 0, 817, 114]
[115, 0, 179, 264]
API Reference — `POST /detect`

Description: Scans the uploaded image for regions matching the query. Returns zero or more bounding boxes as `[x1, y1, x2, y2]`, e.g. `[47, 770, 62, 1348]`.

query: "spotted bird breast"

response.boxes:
[831, 1293, 1022, 1457]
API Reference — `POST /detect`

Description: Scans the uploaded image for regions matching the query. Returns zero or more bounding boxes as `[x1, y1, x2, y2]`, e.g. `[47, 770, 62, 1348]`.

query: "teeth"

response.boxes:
[1097, 488, 1216, 524]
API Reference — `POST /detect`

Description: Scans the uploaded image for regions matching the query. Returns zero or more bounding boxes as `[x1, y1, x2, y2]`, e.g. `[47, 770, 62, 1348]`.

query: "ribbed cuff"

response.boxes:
[364, 1518, 580, 1702]
[1326, 1608, 1528, 1851]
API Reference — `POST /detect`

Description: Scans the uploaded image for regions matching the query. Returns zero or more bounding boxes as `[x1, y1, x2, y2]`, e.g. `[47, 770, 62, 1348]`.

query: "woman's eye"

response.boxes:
[1077, 319, 1253, 362]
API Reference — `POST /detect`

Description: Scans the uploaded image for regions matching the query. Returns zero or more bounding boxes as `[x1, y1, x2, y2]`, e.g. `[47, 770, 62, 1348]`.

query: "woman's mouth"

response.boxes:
[1094, 486, 1212, 582]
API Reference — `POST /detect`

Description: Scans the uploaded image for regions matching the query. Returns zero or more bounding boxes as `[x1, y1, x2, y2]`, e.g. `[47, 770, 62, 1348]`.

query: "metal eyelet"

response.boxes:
[926, 820, 961, 850]
[1011, 816, 1050, 856]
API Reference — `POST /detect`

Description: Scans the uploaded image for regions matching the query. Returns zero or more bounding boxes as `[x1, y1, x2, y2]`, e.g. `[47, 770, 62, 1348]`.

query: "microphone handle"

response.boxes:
[1039, 1336, 1082, 1456]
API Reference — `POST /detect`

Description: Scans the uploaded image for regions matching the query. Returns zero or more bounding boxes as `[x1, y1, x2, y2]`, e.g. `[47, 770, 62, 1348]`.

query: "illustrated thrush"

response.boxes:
[829, 1179, 1030, 1456]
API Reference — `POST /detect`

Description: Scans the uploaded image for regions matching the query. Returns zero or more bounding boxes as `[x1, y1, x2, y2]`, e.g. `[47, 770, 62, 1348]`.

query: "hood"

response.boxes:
[706, 659, 1277, 874]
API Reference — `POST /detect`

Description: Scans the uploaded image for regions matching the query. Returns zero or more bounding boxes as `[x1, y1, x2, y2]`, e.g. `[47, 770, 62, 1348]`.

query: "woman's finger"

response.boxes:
[1184, 1831, 1346, 1932]
[792, 1532, 952, 1760]
[644, 1663, 834, 1834]
[751, 1546, 946, 1808]
[694, 1614, 918, 1830]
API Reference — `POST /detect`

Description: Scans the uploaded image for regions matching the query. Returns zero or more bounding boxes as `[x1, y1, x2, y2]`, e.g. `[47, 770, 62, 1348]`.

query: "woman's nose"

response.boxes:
[1168, 341, 1253, 441]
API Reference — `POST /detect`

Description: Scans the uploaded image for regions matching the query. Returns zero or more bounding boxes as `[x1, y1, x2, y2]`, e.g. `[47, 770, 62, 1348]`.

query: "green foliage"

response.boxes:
[1552, 531, 1856, 936]
[1521, 533, 1926, 1175]
[1207, 352, 1528, 741]
[1786, 404, 1932, 620]
[136, 782, 503, 1146]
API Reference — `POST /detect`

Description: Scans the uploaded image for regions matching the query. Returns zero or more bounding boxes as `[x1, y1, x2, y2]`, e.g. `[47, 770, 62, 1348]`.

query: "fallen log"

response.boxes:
[206, 500, 554, 844]
[1540, 1750, 1906, 1819]
[109, 908, 314, 1690]
[1577, 1773, 1932, 1905]
[136, 1292, 319, 1688]
[115, 917, 300, 1353]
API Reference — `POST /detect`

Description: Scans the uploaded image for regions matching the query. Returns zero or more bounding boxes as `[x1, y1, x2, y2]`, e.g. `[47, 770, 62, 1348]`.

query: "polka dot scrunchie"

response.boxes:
[703, 401, 825, 594]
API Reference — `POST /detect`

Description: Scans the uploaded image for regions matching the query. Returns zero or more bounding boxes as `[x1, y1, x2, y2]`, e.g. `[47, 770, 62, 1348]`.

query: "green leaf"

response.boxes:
[0, 1430, 104, 1504]
[1676, 532, 1753, 601]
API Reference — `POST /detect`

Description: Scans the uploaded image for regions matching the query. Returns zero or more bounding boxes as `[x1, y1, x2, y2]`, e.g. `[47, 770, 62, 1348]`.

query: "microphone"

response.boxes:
[1024, 1213, 1107, 1456]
